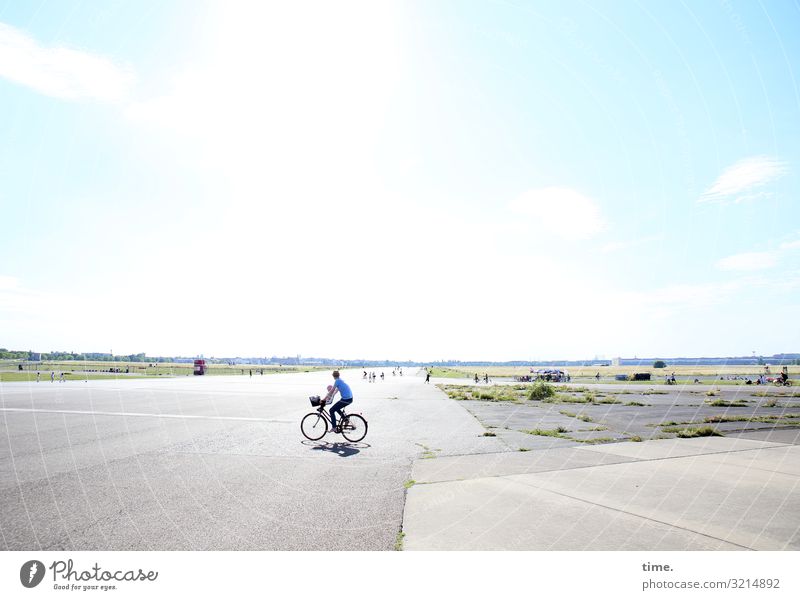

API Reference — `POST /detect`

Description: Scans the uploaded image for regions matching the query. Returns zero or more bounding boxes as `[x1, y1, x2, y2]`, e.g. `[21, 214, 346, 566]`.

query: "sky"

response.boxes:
[1, 0, 799, 362]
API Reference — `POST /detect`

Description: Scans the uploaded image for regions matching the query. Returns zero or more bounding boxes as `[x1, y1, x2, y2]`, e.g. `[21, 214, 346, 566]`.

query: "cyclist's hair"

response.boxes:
[332, 370, 340, 378]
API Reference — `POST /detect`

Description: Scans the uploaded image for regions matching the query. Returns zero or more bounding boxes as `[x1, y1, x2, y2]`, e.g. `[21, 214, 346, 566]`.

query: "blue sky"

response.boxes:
[1, 0, 798, 361]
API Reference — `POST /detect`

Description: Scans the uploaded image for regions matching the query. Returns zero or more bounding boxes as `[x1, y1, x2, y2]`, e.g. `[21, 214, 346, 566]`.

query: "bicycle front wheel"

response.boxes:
[341, 414, 368, 443]
[301, 412, 327, 441]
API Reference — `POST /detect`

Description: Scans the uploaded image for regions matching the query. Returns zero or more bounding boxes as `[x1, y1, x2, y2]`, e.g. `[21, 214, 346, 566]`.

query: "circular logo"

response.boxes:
[20, 560, 46, 588]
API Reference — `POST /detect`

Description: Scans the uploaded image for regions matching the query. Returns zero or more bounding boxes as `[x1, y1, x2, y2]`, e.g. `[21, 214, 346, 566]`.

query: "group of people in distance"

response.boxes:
[363, 369, 401, 382]
[743, 366, 790, 386]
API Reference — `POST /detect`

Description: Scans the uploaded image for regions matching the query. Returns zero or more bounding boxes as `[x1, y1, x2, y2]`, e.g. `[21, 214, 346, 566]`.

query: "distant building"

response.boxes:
[611, 357, 621, 367]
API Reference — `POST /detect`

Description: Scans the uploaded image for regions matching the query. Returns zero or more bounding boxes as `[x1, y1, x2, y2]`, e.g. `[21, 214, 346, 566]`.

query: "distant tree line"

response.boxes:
[3, 348, 800, 366]
[0, 349, 174, 362]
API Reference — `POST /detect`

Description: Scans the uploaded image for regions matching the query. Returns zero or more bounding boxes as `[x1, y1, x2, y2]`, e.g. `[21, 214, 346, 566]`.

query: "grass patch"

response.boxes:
[573, 437, 615, 444]
[429, 367, 467, 378]
[705, 389, 720, 397]
[403, 480, 416, 489]
[642, 389, 668, 395]
[559, 410, 595, 422]
[439, 384, 525, 403]
[472, 387, 523, 402]
[415, 443, 440, 459]
[707, 399, 748, 407]
[528, 382, 556, 400]
[629, 435, 643, 442]
[524, 426, 569, 438]
[625, 401, 648, 406]
[518, 448, 530, 452]
[546, 393, 621, 405]
[543, 393, 590, 404]
[704, 414, 800, 424]
[0, 372, 155, 382]
[394, 531, 405, 551]
[662, 425, 722, 438]
[595, 397, 622, 404]
[481, 431, 496, 437]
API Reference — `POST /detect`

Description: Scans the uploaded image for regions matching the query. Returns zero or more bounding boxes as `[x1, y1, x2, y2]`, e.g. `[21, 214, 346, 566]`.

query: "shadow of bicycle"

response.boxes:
[301, 440, 371, 457]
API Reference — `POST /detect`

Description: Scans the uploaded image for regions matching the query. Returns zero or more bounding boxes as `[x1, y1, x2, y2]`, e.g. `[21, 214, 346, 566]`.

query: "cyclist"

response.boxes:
[323, 370, 353, 433]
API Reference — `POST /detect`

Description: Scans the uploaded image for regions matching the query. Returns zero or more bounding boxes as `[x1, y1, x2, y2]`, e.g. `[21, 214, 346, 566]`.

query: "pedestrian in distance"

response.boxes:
[50, 371, 55, 383]
[36, 371, 40, 382]
[425, 370, 430, 384]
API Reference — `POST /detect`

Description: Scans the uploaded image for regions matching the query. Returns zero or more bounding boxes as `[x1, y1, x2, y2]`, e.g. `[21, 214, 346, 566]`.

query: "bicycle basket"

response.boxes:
[309, 395, 322, 407]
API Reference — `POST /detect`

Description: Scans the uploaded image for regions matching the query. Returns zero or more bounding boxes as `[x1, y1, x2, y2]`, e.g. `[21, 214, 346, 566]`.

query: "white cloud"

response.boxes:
[124, 1, 403, 186]
[0, 21, 134, 102]
[509, 187, 606, 240]
[700, 156, 788, 203]
[716, 251, 778, 271]
[0, 275, 20, 290]
[601, 233, 664, 253]
[779, 239, 800, 250]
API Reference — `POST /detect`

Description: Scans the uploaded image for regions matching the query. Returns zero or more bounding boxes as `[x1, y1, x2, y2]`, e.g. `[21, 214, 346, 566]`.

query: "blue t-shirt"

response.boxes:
[334, 378, 353, 400]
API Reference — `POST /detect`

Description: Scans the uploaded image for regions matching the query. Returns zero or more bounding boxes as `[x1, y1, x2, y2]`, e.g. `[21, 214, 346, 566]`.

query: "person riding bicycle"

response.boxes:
[323, 370, 353, 434]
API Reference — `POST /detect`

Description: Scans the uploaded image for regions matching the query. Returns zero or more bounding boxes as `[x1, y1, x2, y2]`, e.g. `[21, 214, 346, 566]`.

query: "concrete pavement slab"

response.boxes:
[403, 476, 742, 550]
[503, 451, 800, 550]
[487, 429, 583, 452]
[411, 446, 636, 483]
[697, 444, 800, 478]
[403, 434, 800, 550]
[728, 429, 800, 445]
[577, 437, 784, 460]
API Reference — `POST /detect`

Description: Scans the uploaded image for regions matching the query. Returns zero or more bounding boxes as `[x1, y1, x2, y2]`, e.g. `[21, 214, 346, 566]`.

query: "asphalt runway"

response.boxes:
[5, 372, 797, 551]
[0, 369, 502, 550]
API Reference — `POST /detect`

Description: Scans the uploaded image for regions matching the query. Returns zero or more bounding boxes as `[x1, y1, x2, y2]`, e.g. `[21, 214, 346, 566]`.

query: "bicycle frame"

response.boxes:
[312, 404, 351, 429]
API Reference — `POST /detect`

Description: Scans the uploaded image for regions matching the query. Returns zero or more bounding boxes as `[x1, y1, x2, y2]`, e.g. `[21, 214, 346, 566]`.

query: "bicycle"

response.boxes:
[301, 396, 368, 443]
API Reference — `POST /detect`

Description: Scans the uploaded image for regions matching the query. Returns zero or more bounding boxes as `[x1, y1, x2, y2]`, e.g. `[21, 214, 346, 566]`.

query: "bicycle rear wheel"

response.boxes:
[341, 414, 367, 443]
[301, 412, 327, 441]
